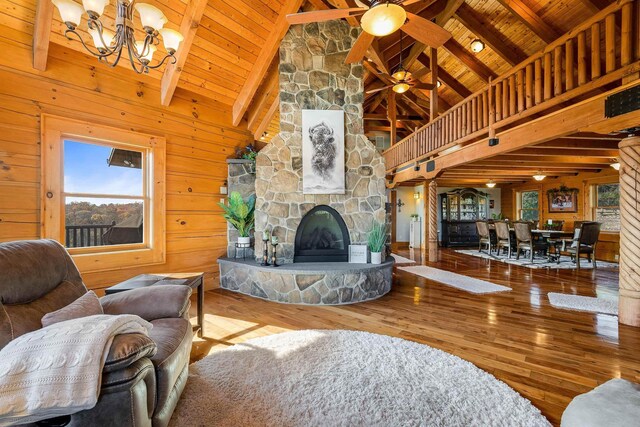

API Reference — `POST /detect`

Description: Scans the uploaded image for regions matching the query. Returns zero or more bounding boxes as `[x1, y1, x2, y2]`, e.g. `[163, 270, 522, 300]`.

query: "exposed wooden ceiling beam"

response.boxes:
[496, 0, 561, 44]
[454, 3, 527, 67]
[536, 139, 620, 150]
[33, 0, 54, 71]
[471, 162, 608, 170]
[364, 114, 424, 121]
[327, 0, 360, 26]
[506, 148, 619, 157]
[476, 155, 617, 164]
[442, 39, 497, 82]
[232, 0, 304, 126]
[160, 0, 208, 106]
[577, 0, 611, 14]
[253, 96, 279, 141]
[247, 61, 279, 131]
[442, 170, 579, 177]
[435, 0, 466, 25]
[367, 40, 390, 75]
[415, 53, 473, 99]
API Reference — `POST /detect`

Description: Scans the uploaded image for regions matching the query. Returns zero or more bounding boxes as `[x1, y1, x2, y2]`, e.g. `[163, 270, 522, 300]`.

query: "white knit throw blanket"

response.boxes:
[0, 314, 152, 426]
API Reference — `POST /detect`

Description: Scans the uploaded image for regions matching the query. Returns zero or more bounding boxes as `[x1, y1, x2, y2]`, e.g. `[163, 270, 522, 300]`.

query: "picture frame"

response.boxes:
[547, 188, 578, 213]
[302, 109, 345, 195]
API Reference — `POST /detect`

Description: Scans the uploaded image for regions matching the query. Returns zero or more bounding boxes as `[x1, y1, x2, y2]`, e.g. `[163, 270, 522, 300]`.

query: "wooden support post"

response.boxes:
[619, 136, 640, 327]
[430, 48, 439, 121]
[388, 90, 397, 144]
[33, 0, 54, 71]
[428, 180, 438, 262]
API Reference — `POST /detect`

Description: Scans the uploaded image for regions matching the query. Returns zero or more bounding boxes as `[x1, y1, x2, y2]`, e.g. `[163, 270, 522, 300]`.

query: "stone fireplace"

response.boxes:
[294, 205, 350, 262]
[218, 20, 392, 305]
[253, 20, 387, 264]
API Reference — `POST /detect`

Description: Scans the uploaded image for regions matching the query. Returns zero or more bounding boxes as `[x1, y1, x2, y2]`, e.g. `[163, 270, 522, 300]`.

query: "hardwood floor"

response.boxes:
[189, 248, 639, 426]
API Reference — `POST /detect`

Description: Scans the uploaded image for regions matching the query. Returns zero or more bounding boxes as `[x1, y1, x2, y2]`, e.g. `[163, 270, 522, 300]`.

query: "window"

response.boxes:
[520, 190, 540, 221]
[594, 183, 620, 231]
[42, 115, 165, 272]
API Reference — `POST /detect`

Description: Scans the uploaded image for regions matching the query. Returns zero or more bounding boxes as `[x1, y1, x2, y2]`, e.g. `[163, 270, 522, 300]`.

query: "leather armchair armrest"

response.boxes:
[100, 285, 192, 321]
[104, 333, 157, 373]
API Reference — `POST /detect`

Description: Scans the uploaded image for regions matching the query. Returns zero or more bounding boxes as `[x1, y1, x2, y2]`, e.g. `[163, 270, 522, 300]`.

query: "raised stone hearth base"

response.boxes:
[217, 258, 393, 305]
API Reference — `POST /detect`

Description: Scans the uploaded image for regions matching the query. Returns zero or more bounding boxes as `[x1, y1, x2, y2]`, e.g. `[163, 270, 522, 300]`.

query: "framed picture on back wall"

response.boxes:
[548, 187, 578, 213]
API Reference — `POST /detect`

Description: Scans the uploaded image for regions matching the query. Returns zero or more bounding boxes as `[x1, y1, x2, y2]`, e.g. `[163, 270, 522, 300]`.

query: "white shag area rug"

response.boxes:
[455, 249, 619, 270]
[548, 292, 618, 315]
[391, 253, 417, 264]
[399, 265, 511, 294]
[170, 330, 550, 427]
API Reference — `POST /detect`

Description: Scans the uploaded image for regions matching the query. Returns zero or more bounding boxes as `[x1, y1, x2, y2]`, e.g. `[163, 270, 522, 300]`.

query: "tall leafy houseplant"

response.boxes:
[218, 192, 256, 244]
[368, 222, 388, 265]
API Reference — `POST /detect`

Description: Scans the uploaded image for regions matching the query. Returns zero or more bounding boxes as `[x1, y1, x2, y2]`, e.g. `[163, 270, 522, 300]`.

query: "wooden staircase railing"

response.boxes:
[383, 0, 639, 173]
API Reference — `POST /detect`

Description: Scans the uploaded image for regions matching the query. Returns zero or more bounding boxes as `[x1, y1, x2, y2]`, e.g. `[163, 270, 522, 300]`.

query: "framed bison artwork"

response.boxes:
[302, 109, 345, 195]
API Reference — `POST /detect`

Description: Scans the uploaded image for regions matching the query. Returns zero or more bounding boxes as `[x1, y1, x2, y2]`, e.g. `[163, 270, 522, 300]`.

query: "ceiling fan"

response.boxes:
[366, 31, 434, 95]
[286, 1, 452, 64]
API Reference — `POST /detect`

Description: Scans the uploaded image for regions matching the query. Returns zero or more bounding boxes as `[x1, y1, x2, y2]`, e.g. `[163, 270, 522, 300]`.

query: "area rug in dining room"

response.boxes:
[455, 249, 619, 270]
[170, 330, 550, 427]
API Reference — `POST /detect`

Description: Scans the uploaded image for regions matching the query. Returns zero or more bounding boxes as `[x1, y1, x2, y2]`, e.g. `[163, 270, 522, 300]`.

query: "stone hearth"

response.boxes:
[218, 258, 393, 304]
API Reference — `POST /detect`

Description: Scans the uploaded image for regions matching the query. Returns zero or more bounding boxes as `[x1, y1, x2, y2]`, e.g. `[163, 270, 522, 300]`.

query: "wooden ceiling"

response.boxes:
[20, 0, 615, 144]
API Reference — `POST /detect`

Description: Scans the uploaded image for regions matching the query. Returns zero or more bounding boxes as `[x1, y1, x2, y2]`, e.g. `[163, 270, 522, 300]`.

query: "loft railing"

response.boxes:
[65, 224, 114, 248]
[383, 0, 639, 172]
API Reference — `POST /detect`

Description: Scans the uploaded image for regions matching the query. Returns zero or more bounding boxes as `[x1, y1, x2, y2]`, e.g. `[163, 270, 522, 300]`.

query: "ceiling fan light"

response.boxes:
[486, 180, 496, 188]
[52, 0, 84, 28]
[135, 3, 167, 32]
[159, 28, 184, 54]
[392, 69, 410, 81]
[393, 82, 410, 94]
[88, 27, 114, 51]
[470, 39, 485, 53]
[82, 0, 109, 17]
[361, 3, 406, 37]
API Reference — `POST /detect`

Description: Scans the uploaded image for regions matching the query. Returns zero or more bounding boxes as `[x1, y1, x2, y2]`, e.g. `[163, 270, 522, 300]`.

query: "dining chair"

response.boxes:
[514, 221, 549, 263]
[476, 220, 493, 254]
[494, 221, 513, 258]
[565, 222, 601, 270]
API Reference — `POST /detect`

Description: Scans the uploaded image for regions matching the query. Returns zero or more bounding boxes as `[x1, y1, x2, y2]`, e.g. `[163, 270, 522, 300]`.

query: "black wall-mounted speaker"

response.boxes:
[426, 160, 435, 172]
[605, 85, 640, 118]
[488, 137, 500, 147]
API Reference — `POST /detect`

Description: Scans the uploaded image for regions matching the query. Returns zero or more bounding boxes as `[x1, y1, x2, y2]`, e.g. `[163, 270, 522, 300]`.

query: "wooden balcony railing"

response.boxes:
[65, 224, 114, 248]
[384, 0, 639, 172]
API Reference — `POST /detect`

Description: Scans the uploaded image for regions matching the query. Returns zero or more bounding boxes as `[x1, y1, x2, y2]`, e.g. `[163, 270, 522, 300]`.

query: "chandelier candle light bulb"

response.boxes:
[52, 0, 84, 28]
[82, 0, 109, 18]
[134, 3, 167, 32]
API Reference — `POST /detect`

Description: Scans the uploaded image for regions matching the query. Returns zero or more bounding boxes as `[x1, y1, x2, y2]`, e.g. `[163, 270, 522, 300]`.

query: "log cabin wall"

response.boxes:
[0, 33, 252, 291]
[500, 168, 620, 262]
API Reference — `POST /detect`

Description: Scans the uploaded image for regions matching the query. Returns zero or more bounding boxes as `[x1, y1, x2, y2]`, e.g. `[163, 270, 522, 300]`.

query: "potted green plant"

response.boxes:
[218, 191, 256, 245]
[368, 222, 388, 265]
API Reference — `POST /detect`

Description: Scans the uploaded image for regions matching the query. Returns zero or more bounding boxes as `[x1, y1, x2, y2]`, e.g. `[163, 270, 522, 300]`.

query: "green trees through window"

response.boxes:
[520, 191, 539, 221]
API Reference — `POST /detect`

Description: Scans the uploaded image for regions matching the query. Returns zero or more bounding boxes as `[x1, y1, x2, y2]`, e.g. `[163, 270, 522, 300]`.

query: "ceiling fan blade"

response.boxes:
[366, 85, 393, 95]
[286, 8, 366, 25]
[345, 31, 376, 64]
[402, 12, 452, 48]
[412, 82, 435, 90]
[401, 0, 424, 5]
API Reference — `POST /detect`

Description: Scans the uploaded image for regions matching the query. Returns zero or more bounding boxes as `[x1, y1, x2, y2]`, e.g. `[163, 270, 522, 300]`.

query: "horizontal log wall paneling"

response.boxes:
[0, 22, 252, 291]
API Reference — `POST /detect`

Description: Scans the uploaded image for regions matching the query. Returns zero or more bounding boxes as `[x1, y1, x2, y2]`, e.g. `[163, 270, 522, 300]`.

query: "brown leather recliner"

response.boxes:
[0, 239, 193, 427]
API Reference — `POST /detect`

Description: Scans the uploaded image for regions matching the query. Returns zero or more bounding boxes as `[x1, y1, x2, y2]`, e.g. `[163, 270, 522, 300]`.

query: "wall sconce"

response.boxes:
[396, 199, 405, 212]
[414, 192, 420, 200]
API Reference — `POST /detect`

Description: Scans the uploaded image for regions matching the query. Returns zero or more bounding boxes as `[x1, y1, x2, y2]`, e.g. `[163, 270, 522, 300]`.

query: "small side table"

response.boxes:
[105, 272, 205, 337]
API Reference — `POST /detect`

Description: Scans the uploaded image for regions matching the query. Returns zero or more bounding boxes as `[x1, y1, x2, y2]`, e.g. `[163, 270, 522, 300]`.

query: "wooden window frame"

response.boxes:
[517, 189, 541, 221]
[591, 182, 620, 233]
[41, 114, 166, 273]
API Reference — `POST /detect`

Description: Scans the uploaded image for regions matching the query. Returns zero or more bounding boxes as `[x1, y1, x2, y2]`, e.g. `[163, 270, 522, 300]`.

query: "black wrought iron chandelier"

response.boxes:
[52, 0, 184, 74]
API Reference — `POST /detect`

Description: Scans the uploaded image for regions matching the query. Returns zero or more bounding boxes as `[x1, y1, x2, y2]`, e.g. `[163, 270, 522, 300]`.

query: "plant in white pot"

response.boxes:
[218, 191, 256, 245]
[368, 222, 388, 265]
